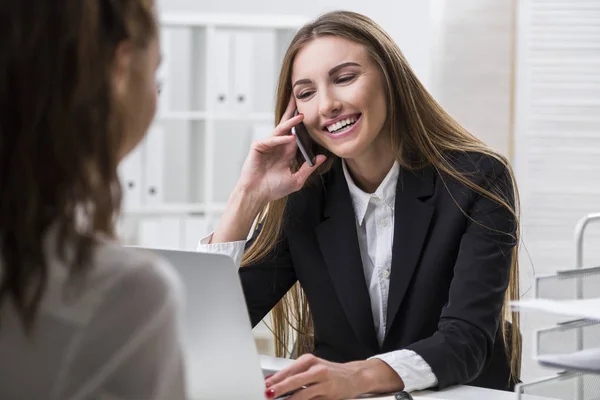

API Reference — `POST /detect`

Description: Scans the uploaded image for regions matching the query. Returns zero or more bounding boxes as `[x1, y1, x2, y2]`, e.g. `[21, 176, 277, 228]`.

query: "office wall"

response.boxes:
[157, 0, 432, 89]
[430, 0, 515, 159]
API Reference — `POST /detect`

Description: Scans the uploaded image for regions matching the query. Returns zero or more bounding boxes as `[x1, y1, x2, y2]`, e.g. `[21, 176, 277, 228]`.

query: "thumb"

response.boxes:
[292, 155, 327, 189]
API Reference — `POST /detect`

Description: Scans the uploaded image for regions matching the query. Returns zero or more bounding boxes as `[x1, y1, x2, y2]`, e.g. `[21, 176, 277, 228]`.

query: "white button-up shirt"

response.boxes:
[340, 160, 437, 392]
[342, 160, 396, 346]
[198, 161, 438, 392]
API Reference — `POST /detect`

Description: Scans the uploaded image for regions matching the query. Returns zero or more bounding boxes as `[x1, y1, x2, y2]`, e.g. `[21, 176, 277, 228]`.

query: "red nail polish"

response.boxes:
[265, 388, 276, 398]
[264, 374, 274, 380]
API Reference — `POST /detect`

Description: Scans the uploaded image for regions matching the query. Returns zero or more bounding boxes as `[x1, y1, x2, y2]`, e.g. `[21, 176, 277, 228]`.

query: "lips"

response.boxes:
[322, 113, 362, 132]
[322, 113, 362, 139]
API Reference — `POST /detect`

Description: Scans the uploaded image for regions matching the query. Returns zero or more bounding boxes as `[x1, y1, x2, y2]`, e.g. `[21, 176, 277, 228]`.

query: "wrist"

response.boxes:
[229, 183, 268, 215]
[211, 184, 267, 244]
[231, 183, 268, 211]
[353, 358, 405, 395]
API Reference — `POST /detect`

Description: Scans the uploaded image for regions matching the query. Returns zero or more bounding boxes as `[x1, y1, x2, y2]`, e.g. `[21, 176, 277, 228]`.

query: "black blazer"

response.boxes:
[239, 152, 518, 391]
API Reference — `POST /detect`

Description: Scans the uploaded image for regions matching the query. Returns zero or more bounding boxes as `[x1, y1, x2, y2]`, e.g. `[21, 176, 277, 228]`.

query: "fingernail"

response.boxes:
[265, 388, 276, 398]
[264, 374, 274, 380]
[298, 113, 304, 117]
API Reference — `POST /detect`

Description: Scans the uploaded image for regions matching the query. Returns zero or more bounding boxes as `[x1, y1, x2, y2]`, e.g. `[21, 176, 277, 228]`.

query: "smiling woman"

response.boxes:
[291, 42, 389, 169]
[199, 10, 521, 400]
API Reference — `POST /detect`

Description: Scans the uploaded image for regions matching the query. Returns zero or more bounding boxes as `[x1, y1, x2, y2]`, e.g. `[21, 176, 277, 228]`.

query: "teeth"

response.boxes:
[326, 116, 358, 133]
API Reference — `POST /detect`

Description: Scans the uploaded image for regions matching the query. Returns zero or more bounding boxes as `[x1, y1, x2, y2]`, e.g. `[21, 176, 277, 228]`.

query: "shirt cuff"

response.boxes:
[370, 349, 438, 392]
[196, 232, 247, 268]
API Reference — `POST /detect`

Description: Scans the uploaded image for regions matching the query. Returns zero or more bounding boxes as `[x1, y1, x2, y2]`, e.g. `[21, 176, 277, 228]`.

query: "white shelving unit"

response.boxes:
[117, 13, 308, 251]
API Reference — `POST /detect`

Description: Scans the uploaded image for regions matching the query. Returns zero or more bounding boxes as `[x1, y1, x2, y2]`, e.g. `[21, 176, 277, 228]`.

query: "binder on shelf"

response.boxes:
[183, 216, 210, 251]
[250, 30, 277, 114]
[138, 218, 161, 249]
[157, 28, 171, 112]
[210, 30, 232, 113]
[138, 217, 183, 250]
[118, 143, 143, 210]
[143, 124, 165, 206]
[232, 31, 254, 113]
[251, 122, 273, 142]
[160, 217, 183, 250]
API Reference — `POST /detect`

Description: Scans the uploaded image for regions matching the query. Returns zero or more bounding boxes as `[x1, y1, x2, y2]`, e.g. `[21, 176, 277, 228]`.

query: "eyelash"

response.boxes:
[296, 75, 357, 99]
[336, 75, 357, 84]
[297, 91, 313, 100]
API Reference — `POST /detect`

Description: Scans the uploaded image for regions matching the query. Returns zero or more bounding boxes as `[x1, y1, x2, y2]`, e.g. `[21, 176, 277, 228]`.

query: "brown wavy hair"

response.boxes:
[242, 10, 522, 382]
[0, 0, 156, 332]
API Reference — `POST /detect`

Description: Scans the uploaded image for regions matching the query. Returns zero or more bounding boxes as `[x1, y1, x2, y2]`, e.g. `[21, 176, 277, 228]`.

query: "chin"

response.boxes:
[323, 143, 364, 160]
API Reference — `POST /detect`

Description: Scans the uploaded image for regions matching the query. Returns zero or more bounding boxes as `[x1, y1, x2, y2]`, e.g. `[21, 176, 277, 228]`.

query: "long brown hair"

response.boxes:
[0, 0, 156, 332]
[242, 10, 522, 382]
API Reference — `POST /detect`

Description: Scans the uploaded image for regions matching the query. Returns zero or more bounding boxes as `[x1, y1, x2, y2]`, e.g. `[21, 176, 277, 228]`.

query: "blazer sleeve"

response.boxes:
[406, 157, 517, 389]
[239, 223, 298, 327]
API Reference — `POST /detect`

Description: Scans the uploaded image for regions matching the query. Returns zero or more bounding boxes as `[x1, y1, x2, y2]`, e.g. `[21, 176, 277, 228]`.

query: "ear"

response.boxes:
[111, 41, 134, 99]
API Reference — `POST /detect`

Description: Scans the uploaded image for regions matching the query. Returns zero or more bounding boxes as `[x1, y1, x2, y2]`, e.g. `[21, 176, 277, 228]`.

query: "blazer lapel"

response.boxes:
[315, 162, 379, 353]
[385, 165, 435, 337]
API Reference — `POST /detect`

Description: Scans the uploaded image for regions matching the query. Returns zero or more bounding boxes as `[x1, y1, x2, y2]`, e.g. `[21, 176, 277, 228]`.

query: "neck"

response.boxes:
[344, 147, 396, 194]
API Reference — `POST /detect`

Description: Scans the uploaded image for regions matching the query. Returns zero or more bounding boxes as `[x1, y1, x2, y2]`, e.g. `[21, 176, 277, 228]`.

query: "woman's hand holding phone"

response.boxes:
[236, 95, 327, 206]
[210, 96, 326, 244]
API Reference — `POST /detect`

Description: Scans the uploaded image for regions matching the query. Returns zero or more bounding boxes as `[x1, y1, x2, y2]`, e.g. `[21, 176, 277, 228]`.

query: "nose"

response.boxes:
[318, 88, 342, 118]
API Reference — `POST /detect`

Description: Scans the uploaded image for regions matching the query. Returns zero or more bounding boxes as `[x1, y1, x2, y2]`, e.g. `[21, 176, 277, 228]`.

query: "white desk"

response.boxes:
[350, 386, 552, 399]
[414, 386, 553, 399]
[416, 386, 515, 399]
[259, 356, 554, 400]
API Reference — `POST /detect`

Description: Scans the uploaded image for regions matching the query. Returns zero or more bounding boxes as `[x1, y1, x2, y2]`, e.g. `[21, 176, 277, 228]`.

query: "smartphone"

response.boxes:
[290, 109, 316, 167]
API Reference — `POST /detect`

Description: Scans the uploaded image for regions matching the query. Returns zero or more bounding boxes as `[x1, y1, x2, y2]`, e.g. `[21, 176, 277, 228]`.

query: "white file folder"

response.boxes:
[251, 122, 273, 142]
[118, 143, 143, 210]
[157, 28, 170, 112]
[143, 124, 165, 206]
[183, 216, 210, 251]
[138, 217, 182, 250]
[160, 217, 183, 250]
[232, 31, 254, 113]
[210, 30, 232, 113]
[138, 218, 161, 249]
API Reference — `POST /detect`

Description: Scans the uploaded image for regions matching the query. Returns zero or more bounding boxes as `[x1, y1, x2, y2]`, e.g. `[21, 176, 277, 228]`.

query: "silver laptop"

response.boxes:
[138, 247, 398, 400]
[143, 248, 267, 400]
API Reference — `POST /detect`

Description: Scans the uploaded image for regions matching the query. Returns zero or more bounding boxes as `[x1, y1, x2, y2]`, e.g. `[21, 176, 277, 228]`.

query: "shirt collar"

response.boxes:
[342, 160, 399, 226]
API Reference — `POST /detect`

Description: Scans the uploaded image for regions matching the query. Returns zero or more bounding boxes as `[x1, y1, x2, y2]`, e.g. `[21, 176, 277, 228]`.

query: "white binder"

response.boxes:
[160, 217, 183, 250]
[157, 28, 170, 113]
[138, 217, 182, 250]
[142, 124, 165, 206]
[183, 216, 210, 251]
[210, 30, 232, 113]
[118, 143, 143, 210]
[251, 122, 273, 142]
[232, 31, 254, 113]
[138, 218, 161, 249]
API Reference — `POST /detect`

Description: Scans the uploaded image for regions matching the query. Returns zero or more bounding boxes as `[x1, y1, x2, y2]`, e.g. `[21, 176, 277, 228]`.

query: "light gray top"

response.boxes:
[0, 234, 186, 400]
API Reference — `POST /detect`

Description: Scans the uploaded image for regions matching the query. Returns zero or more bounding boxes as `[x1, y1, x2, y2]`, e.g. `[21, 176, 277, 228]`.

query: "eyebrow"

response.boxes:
[292, 62, 362, 88]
